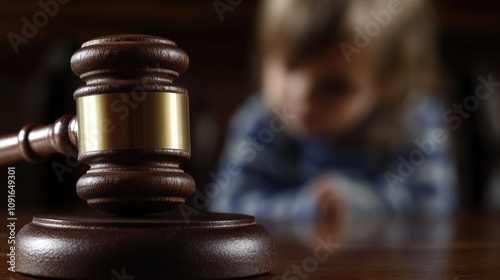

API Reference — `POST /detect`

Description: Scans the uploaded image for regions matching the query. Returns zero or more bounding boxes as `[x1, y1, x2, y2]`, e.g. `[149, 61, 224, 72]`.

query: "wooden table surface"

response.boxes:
[2, 213, 499, 280]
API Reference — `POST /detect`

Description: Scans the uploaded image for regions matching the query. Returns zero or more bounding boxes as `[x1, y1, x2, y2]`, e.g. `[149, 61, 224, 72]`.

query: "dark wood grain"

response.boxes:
[71, 34, 189, 98]
[12, 210, 275, 279]
[2, 213, 499, 279]
[0, 114, 77, 165]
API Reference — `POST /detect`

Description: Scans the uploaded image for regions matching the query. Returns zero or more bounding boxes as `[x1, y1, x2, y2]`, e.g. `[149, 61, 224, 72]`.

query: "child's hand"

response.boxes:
[310, 175, 346, 247]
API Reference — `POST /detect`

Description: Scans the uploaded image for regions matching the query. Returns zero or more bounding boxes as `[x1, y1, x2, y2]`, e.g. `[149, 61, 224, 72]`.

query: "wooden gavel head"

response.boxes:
[9, 35, 276, 280]
[70, 34, 195, 214]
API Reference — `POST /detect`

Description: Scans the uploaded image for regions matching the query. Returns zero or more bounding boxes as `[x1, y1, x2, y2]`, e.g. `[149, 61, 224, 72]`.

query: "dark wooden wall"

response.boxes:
[434, 0, 500, 210]
[0, 0, 498, 212]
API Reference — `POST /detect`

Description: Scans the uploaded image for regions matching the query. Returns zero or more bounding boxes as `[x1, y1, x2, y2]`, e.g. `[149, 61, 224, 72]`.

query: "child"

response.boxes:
[210, 0, 457, 243]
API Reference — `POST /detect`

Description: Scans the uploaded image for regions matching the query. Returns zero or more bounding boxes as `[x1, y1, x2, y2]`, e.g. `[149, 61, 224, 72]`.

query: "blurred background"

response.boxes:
[0, 0, 499, 215]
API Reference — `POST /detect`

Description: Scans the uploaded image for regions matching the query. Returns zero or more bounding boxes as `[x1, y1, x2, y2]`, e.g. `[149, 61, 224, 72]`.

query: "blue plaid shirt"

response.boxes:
[209, 94, 457, 239]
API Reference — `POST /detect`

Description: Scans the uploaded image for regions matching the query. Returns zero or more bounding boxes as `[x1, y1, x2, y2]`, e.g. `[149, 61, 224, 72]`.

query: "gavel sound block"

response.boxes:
[0, 35, 275, 279]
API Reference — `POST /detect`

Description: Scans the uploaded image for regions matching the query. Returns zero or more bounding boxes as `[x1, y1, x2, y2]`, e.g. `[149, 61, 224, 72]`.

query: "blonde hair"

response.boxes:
[257, 0, 444, 157]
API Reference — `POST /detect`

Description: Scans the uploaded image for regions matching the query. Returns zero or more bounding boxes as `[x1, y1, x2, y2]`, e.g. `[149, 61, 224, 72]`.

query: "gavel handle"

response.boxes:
[0, 115, 78, 166]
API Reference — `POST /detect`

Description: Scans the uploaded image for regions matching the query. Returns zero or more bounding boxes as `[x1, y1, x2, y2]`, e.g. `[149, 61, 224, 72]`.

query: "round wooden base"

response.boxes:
[16, 210, 276, 279]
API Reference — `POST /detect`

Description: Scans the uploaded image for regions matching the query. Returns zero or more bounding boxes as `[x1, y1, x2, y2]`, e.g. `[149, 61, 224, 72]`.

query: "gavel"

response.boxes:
[0, 34, 194, 214]
[0, 34, 275, 279]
